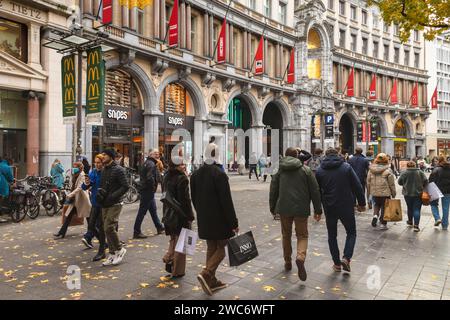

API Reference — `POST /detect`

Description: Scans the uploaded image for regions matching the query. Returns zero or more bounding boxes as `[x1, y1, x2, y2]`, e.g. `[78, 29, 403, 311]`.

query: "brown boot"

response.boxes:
[296, 258, 307, 281]
[197, 270, 213, 296]
[211, 277, 228, 292]
[284, 261, 292, 271]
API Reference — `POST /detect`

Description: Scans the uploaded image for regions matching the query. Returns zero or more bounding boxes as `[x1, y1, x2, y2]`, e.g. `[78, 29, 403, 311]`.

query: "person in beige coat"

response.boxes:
[367, 153, 396, 230]
[54, 162, 92, 239]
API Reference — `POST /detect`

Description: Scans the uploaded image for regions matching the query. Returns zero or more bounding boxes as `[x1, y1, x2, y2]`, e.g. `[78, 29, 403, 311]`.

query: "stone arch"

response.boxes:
[105, 59, 157, 113]
[392, 114, 414, 138]
[305, 23, 332, 83]
[371, 114, 388, 137]
[337, 108, 359, 127]
[225, 88, 262, 126]
[156, 73, 208, 120]
[261, 95, 292, 127]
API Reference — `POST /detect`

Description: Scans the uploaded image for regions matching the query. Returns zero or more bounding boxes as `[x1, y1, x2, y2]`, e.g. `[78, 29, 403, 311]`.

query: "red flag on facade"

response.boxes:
[346, 68, 354, 97]
[216, 19, 227, 64]
[287, 49, 295, 84]
[390, 79, 398, 104]
[431, 86, 438, 109]
[168, 0, 179, 48]
[369, 74, 377, 100]
[254, 36, 264, 75]
[102, 0, 113, 25]
[410, 82, 418, 106]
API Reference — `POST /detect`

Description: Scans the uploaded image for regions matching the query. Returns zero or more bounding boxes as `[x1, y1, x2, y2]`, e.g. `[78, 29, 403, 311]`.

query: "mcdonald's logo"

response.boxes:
[88, 83, 100, 98]
[88, 51, 100, 65]
[64, 73, 75, 86]
[64, 88, 75, 102]
[88, 67, 100, 81]
[64, 57, 74, 71]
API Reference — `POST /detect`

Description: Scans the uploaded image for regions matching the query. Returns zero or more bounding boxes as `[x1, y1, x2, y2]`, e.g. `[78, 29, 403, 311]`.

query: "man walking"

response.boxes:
[191, 146, 239, 295]
[316, 148, 366, 273]
[348, 147, 370, 195]
[133, 149, 165, 238]
[98, 149, 129, 266]
[270, 147, 322, 281]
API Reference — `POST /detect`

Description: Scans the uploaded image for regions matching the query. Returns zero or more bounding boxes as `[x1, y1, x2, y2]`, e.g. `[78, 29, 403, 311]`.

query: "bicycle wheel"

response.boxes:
[25, 193, 40, 219]
[124, 186, 139, 204]
[10, 202, 26, 223]
[42, 190, 58, 216]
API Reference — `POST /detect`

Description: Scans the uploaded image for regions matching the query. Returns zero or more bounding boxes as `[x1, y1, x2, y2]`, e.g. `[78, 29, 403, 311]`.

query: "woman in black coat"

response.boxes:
[162, 158, 194, 278]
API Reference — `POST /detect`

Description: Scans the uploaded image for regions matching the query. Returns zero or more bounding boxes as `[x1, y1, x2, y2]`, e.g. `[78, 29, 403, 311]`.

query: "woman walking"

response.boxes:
[398, 161, 428, 232]
[429, 156, 450, 231]
[54, 162, 91, 239]
[367, 153, 396, 230]
[81, 155, 107, 261]
[162, 157, 194, 278]
[50, 159, 65, 189]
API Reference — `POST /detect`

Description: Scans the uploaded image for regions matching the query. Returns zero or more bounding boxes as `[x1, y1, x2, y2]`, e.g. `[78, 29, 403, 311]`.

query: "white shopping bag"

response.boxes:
[175, 228, 198, 256]
[427, 182, 444, 202]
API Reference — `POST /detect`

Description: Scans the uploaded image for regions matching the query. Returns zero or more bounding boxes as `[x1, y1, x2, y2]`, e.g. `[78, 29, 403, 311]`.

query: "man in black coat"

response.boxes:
[98, 149, 129, 267]
[348, 147, 370, 194]
[133, 150, 164, 238]
[316, 148, 366, 273]
[190, 146, 239, 296]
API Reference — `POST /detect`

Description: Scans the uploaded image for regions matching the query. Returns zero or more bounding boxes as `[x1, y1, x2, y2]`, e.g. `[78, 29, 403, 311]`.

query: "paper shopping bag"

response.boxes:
[426, 182, 444, 202]
[175, 228, 198, 256]
[227, 231, 258, 267]
[383, 199, 402, 222]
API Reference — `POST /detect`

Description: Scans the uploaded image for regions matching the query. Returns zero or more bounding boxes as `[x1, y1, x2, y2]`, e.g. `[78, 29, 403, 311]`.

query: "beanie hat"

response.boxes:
[102, 149, 116, 159]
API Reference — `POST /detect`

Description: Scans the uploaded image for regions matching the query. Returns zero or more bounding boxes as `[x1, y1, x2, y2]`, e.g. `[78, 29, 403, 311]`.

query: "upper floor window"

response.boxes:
[362, 38, 368, 55]
[339, 29, 346, 47]
[279, 2, 287, 25]
[393, 24, 399, 36]
[383, 22, 390, 33]
[191, 16, 197, 53]
[0, 18, 27, 62]
[328, 0, 334, 10]
[350, 5, 357, 20]
[373, 41, 379, 58]
[339, 0, 345, 15]
[248, 0, 256, 10]
[264, 0, 272, 18]
[414, 30, 419, 41]
[137, 9, 144, 35]
[394, 47, 400, 63]
[350, 34, 357, 51]
[361, 10, 368, 25]
[404, 50, 410, 66]
[373, 14, 379, 29]
[414, 52, 420, 68]
[383, 44, 389, 60]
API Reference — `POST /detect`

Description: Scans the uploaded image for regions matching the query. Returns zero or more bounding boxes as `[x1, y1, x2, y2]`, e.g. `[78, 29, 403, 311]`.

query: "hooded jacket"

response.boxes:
[0, 160, 13, 198]
[398, 168, 428, 197]
[429, 162, 450, 194]
[348, 154, 370, 185]
[315, 155, 366, 215]
[269, 156, 322, 217]
[367, 164, 396, 198]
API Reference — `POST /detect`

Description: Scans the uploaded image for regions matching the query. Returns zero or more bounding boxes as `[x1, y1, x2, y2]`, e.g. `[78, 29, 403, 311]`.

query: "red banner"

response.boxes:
[369, 74, 377, 100]
[431, 86, 438, 109]
[390, 79, 398, 104]
[346, 68, 354, 97]
[217, 19, 227, 64]
[102, 0, 113, 25]
[411, 82, 418, 107]
[362, 121, 367, 142]
[287, 49, 295, 84]
[254, 36, 264, 75]
[168, 0, 179, 48]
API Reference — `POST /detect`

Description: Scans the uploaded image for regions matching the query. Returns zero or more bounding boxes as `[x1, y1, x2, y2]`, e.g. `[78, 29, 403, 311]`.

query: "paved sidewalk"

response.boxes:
[0, 175, 449, 300]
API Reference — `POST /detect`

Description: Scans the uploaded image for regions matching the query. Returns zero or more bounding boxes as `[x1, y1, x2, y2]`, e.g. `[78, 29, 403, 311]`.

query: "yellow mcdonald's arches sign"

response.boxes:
[63, 57, 74, 71]
[61, 54, 76, 117]
[64, 73, 75, 86]
[64, 88, 75, 102]
[86, 47, 104, 114]
[88, 50, 100, 65]
[88, 67, 100, 81]
[88, 83, 100, 99]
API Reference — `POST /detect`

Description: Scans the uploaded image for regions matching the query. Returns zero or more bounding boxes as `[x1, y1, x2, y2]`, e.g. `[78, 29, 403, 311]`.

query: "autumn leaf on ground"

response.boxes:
[140, 283, 149, 288]
[125, 294, 132, 299]
[160, 276, 170, 281]
[172, 284, 179, 289]
[156, 283, 167, 288]
[192, 286, 200, 291]
[262, 285, 276, 292]
[253, 277, 262, 283]
[331, 287, 341, 292]
[70, 292, 83, 299]
[41, 279, 49, 284]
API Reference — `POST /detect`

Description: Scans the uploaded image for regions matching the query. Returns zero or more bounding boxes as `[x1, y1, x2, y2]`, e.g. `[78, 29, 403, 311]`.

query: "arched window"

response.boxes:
[105, 70, 143, 110]
[307, 29, 322, 79]
[307, 29, 322, 49]
[394, 119, 407, 137]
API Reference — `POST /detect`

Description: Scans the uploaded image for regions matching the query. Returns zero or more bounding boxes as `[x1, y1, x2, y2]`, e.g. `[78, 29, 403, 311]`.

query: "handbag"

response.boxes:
[421, 191, 431, 206]
[61, 206, 84, 226]
[383, 199, 402, 222]
[160, 189, 185, 230]
[227, 231, 259, 267]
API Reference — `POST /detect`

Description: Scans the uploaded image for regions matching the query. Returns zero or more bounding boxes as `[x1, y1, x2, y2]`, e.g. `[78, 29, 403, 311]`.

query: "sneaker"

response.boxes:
[434, 220, 442, 227]
[197, 272, 213, 296]
[133, 233, 148, 239]
[284, 261, 292, 271]
[332, 265, 342, 272]
[413, 225, 420, 232]
[407, 220, 413, 228]
[112, 248, 127, 265]
[379, 224, 388, 230]
[102, 254, 115, 266]
[371, 216, 378, 227]
[211, 279, 228, 292]
[93, 252, 106, 262]
[296, 258, 307, 281]
[82, 237, 94, 249]
[341, 258, 351, 272]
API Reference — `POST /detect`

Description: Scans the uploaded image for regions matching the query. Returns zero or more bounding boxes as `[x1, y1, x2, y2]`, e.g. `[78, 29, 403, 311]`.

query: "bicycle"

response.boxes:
[123, 168, 140, 204]
[0, 185, 28, 223]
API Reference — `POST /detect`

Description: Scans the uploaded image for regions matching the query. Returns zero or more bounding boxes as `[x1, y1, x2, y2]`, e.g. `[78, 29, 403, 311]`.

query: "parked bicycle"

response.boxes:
[0, 183, 28, 223]
[123, 168, 140, 204]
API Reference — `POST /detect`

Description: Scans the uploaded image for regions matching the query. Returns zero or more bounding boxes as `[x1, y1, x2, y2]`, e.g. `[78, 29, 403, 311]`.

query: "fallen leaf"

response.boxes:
[192, 286, 200, 291]
[125, 294, 132, 298]
[156, 283, 167, 288]
[263, 285, 276, 292]
[40, 279, 49, 284]
[140, 283, 149, 288]
[172, 284, 179, 289]
[253, 277, 262, 283]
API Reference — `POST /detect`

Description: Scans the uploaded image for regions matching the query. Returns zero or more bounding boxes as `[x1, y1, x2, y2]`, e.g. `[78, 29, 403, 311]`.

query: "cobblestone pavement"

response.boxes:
[1, 174, 449, 300]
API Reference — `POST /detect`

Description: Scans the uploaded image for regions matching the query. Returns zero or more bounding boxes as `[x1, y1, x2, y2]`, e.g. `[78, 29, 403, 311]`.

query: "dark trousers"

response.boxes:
[404, 196, 422, 226]
[84, 206, 106, 251]
[249, 165, 258, 180]
[373, 196, 390, 225]
[134, 190, 163, 234]
[59, 208, 76, 236]
[325, 211, 357, 266]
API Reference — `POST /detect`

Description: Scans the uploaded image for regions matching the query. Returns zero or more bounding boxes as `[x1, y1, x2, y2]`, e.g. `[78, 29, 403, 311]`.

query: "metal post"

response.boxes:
[320, 79, 324, 149]
[365, 92, 369, 153]
[75, 0, 84, 162]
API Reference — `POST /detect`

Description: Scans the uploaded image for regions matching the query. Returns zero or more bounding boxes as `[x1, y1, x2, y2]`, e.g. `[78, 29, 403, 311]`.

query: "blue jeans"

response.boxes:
[404, 196, 422, 226]
[133, 190, 163, 234]
[325, 210, 357, 266]
[431, 195, 450, 229]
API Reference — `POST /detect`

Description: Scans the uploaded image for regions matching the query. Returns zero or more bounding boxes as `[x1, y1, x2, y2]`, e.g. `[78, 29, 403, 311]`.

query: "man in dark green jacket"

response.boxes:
[270, 147, 322, 281]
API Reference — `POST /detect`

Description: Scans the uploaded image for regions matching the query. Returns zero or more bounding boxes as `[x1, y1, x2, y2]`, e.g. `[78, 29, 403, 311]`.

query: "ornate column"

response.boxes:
[160, 0, 166, 40]
[26, 91, 41, 176]
[203, 12, 209, 56]
[154, 0, 160, 38]
[186, 3, 192, 50]
[243, 30, 248, 69]
[180, 0, 186, 48]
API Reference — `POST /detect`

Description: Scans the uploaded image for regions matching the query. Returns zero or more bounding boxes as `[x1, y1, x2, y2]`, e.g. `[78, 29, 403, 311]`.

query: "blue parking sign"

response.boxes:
[325, 114, 334, 125]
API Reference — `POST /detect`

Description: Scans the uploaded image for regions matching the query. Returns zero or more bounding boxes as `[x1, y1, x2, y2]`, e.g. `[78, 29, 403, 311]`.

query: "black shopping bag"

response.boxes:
[227, 231, 258, 267]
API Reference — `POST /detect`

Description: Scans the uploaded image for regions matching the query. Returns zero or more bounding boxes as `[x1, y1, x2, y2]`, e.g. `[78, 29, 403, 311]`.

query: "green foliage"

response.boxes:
[368, 0, 450, 42]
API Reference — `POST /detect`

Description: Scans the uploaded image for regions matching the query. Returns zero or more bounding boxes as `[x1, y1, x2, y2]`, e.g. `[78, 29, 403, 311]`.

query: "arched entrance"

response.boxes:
[263, 102, 284, 158]
[227, 95, 253, 166]
[92, 69, 144, 169]
[394, 119, 408, 158]
[158, 82, 195, 164]
[339, 113, 355, 154]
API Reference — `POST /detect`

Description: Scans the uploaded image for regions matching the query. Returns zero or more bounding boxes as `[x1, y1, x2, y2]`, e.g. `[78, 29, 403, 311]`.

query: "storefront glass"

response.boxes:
[0, 18, 27, 62]
[394, 119, 407, 158]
